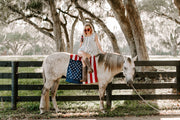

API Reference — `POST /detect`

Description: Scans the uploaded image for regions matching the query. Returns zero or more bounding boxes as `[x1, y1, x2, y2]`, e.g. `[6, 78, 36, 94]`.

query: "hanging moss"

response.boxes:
[27, 0, 42, 10]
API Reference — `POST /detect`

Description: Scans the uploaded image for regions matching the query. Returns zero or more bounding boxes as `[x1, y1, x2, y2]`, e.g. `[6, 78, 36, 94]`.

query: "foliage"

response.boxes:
[0, 30, 55, 55]
[0, 1, 11, 22]
[0, 0, 179, 55]
[0, 32, 32, 55]
[138, 0, 178, 17]
[161, 27, 180, 56]
[26, 0, 43, 11]
[139, 0, 168, 12]
[138, 0, 180, 55]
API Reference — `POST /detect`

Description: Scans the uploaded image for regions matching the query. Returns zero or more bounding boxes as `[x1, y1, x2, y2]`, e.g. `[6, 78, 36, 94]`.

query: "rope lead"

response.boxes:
[130, 84, 160, 112]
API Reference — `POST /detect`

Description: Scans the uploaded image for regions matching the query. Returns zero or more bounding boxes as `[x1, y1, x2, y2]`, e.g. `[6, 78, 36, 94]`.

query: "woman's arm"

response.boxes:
[79, 42, 82, 47]
[79, 35, 83, 47]
[95, 33, 105, 54]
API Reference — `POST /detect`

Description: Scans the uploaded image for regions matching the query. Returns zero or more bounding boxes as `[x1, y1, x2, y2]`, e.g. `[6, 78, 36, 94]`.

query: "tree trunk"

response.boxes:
[124, 0, 150, 71]
[124, 0, 149, 59]
[70, 18, 78, 53]
[107, 0, 137, 57]
[62, 23, 70, 52]
[174, 0, 180, 15]
[49, 0, 64, 52]
[74, 1, 121, 53]
[97, 18, 121, 53]
[170, 33, 178, 56]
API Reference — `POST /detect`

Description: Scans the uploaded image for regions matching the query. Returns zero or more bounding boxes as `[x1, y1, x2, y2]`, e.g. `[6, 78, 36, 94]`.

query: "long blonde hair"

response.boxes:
[83, 22, 95, 36]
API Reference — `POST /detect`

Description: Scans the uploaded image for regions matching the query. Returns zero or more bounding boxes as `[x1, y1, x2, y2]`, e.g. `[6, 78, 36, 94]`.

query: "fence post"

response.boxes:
[11, 61, 18, 110]
[177, 64, 180, 95]
[106, 82, 112, 109]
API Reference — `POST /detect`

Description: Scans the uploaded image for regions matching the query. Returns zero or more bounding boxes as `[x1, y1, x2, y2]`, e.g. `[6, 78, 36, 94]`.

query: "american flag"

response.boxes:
[66, 54, 98, 84]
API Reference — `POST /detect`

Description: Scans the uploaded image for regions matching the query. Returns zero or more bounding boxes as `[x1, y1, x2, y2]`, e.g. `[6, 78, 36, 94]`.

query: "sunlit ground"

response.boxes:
[1, 55, 180, 119]
[48, 116, 180, 120]
[161, 118, 180, 120]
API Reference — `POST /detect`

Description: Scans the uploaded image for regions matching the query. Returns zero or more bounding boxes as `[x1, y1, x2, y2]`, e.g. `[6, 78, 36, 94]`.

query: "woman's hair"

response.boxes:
[83, 22, 95, 35]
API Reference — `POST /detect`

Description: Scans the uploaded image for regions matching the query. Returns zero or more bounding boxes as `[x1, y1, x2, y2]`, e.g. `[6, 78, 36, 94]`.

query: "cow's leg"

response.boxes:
[51, 79, 60, 113]
[39, 80, 53, 114]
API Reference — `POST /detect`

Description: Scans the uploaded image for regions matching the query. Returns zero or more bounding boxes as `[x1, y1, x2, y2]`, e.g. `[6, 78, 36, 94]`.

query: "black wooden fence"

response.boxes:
[0, 61, 180, 110]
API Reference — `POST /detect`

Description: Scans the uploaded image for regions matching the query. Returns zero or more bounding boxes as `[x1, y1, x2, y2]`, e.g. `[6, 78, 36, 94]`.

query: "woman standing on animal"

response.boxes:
[78, 22, 105, 82]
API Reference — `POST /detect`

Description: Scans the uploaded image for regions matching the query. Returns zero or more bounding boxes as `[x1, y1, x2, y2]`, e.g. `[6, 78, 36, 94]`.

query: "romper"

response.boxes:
[78, 33, 100, 56]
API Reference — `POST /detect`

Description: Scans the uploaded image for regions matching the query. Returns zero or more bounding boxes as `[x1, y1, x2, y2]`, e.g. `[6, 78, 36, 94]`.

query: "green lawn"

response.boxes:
[0, 56, 166, 119]
[0, 100, 158, 119]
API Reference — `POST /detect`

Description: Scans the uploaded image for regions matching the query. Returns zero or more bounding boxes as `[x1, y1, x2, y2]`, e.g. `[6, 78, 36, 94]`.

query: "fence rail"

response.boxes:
[0, 61, 180, 110]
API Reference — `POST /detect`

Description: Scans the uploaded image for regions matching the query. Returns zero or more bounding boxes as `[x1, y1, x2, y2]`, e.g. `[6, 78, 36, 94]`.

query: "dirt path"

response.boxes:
[47, 116, 180, 120]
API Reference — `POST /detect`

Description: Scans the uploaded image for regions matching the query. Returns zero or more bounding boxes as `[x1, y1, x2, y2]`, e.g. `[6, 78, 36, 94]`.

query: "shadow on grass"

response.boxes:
[98, 100, 159, 117]
[0, 100, 159, 119]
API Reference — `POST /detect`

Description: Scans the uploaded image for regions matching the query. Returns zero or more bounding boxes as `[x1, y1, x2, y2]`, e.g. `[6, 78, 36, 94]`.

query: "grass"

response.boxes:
[1, 55, 175, 119]
[0, 100, 159, 119]
[99, 101, 158, 117]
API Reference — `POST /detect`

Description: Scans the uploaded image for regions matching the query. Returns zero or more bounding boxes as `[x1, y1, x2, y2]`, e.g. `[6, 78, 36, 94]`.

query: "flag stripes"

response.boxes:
[69, 54, 98, 84]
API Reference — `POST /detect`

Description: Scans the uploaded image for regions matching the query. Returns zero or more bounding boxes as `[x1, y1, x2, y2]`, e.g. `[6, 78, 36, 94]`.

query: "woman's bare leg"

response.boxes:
[78, 51, 93, 72]
[78, 51, 91, 66]
[78, 51, 93, 82]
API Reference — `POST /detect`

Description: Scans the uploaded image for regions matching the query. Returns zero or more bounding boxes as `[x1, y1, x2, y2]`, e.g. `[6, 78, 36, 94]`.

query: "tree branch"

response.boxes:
[70, 17, 78, 53]
[62, 14, 67, 25]
[25, 14, 53, 27]
[67, 2, 73, 11]
[7, 4, 54, 40]
[78, 8, 85, 23]
[7, 17, 23, 24]
[41, 27, 53, 32]
[57, 8, 78, 19]
[73, 0, 120, 53]
[30, 14, 53, 27]
[7, 16, 53, 32]
[155, 12, 180, 25]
